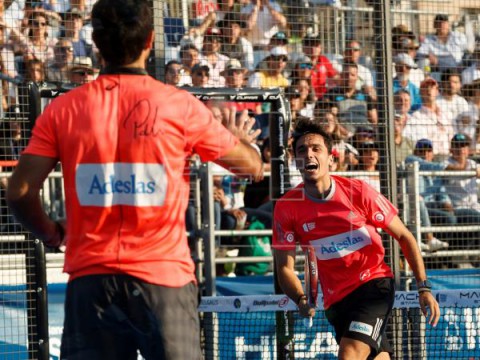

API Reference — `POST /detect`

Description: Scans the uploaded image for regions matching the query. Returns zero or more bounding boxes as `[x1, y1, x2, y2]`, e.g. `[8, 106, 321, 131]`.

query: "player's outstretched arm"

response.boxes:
[385, 215, 440, 327]
[215, 109, 264, 182]
[275, 249, 315, 318]
[7, 154, 63, 247]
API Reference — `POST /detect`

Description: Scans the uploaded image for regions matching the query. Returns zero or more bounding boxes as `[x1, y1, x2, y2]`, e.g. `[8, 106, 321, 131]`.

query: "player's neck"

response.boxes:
[304, 177, 332, 199]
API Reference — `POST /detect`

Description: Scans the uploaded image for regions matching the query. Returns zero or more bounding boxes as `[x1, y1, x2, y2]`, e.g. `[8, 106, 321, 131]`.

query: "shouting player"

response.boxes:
[273, 118, 439, 360]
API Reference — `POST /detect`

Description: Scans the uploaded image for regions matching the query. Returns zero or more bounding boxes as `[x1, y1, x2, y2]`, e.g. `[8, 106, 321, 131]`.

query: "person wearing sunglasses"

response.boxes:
[247, 46, 289, 89]
[46, 39, 75, 83]
[61, 7, 93, 59]
[68, 56, 98, 85]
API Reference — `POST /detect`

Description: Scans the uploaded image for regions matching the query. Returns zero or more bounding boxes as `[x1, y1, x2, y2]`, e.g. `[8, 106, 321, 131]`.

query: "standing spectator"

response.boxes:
[461, 41, 480, 85]
[164, 60, 190, 87]
[46, 39, 74, 83]
[322, 62, 378, 131]
[393, 53, 422, 112]
[61, 7, 92, 59]
[404, 78, 454, 160]
[247, 46, 289, 89]
[273, 119, 439, 360]
[301, 34, 337, 100]
[217, 12, 254, 72]
[179, 43, 200, 84]
[67, 56, 98, 85]
[417, 14, 469, 72]
[241, 0, 287, 49]
[437, 69, 469, 129]
[340, 40, 375, 97]
[6, 1, 263, 359]
[199, 27, 229, 87]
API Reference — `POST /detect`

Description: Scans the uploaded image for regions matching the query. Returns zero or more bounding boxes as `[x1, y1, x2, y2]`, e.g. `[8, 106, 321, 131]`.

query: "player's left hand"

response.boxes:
[419, 291, 440, 327]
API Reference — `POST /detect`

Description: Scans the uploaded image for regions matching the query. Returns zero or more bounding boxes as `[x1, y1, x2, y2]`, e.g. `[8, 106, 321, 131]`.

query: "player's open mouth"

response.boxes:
[304, 163, 318, 172]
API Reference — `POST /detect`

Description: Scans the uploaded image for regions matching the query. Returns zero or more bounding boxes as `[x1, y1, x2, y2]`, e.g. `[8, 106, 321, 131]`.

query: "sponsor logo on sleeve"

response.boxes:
[349, 321, 373, 336]
[310, 226, 372, 260]
[285, 232, 295, 243]
[75, 163, 167, 207]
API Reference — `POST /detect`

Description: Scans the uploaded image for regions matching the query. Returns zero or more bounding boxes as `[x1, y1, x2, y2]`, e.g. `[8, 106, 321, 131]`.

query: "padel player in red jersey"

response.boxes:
[273, 118, 440, 360]
[6, 0, 263, 359]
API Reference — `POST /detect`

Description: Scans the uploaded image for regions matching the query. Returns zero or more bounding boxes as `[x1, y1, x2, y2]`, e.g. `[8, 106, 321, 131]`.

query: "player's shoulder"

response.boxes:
[277, 183, 305, 202]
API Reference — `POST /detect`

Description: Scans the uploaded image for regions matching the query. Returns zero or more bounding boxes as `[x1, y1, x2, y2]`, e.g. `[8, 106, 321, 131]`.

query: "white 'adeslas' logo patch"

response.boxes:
[75, 163, 167, 207]
[349, 321, 373, 336]
[310, 226, 372, 260]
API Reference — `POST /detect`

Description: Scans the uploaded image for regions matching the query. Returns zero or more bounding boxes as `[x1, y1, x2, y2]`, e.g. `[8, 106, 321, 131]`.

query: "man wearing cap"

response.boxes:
[68, 56, 98, 85]
[218, 12, 254, 72]
[417, 14, 470, 71]
[247, 46, 289, 89]
[301, 34, 337, 99]
[222, 59, 261, 113]
[393, 53, 422, 112]
[443, 134, 480, 257]
[198, 27, 229, 87]
[404, 78, 454, 159]
[405, 139, 457, 251]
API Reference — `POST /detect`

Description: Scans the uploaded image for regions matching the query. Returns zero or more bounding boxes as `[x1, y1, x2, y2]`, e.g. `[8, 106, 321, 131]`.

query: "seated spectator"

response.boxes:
[322, 62, 378, 131]
[394, 89, 412, 129]
[351, 141, 381, 192]
[290, 78, 315, 119]
[247, 46, 289, 89]
[254, 30, 290, 74]
[24, 58, 45, 83]
[285, 85, 302, 123]
[394, 111, 414, 165]
[290, 55, 313, 85]
[417, 14, 470, 72]
[46, 39, 74, 83]
[404, 78, 454, 160]
[240, 0, 287, 50]
[443, 134, 480, 254]
[60, 7, 92, 59]
[405, 139, 456, 251]
[68, 56, 98, 85]
[198, 27, 229, 87]
[459, 79, 480, 153]
[461, 40, 480, 85]
[301, 34, 337, 100]
[164, 60, 190, 87]
[437, 69, 469, 126]
[393, 53, 422, 112]
[339, 40, 376, 98]
[221, 59, 262, 114]
[191, 63, 210, 87]
[392, 25, 424, 86]
[217, 12, 254, 72]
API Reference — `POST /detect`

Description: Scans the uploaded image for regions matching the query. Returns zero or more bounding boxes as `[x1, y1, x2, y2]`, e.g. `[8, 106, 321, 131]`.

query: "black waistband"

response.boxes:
[101, 66, 149, 76]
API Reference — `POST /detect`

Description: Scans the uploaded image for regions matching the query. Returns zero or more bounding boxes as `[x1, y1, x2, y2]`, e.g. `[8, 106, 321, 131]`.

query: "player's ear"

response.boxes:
[145, 30, 154, 50]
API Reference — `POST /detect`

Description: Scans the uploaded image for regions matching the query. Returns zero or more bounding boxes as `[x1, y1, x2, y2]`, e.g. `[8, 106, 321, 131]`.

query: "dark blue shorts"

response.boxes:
[325, 277, 395, 358]
[60, 274, 201, 360]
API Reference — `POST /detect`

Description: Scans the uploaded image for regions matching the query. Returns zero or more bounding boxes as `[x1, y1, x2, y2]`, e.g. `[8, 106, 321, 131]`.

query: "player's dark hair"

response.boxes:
[292, 117, 333, 156]
[91, 0, 153, 67]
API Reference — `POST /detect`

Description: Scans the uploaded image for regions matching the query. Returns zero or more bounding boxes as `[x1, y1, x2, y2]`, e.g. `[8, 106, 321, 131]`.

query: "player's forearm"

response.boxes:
[7, 189, 59, 245]
[397, 234, 428, 282]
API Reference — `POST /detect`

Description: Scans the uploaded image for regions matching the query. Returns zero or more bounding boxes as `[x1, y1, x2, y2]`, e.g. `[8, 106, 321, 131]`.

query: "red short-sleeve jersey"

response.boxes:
[273, 176, 396, 309]
[24, 74, 238, 287]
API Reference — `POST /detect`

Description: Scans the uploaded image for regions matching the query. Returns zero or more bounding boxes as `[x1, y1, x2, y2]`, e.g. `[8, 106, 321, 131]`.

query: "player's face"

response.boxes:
[295, 133, 332, 183]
